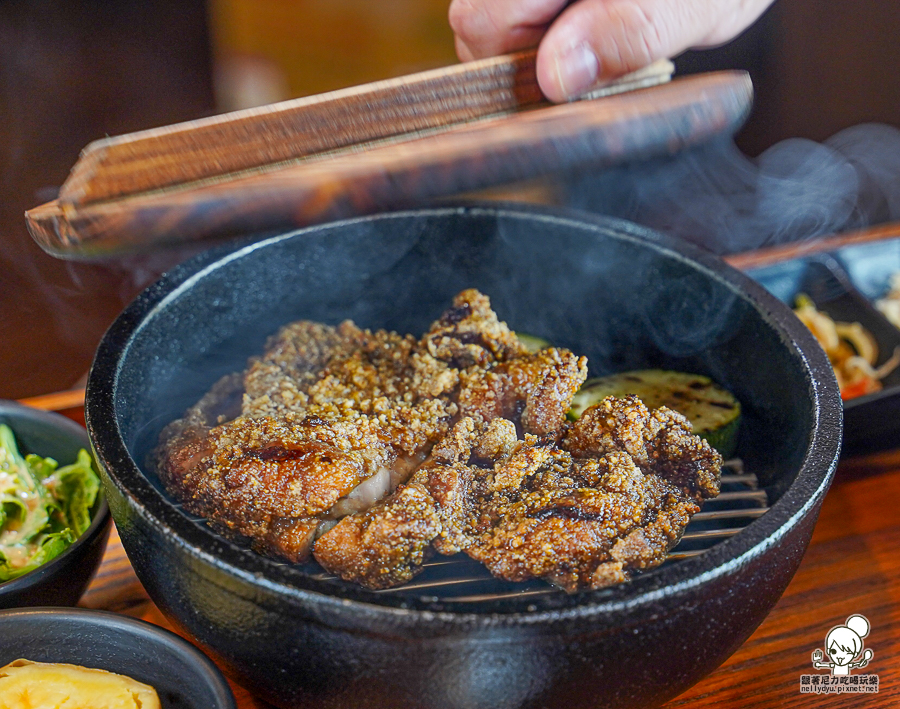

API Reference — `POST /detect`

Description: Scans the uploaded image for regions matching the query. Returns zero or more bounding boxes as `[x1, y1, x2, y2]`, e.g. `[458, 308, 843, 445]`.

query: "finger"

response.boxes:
[455, 36, 478, 63]
[449, 0, 568, 60]
[535, 0, 772, 102]
[536, 0, 703, 102]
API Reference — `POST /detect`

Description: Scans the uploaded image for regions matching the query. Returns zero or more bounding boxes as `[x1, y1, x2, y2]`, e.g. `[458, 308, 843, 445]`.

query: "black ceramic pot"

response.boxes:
[86, 204, 842, 709]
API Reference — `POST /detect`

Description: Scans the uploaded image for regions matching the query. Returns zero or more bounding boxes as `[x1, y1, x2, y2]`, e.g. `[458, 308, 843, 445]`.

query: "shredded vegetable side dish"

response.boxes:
[0, 425, 100, 581]
[793, 294, 900, 399]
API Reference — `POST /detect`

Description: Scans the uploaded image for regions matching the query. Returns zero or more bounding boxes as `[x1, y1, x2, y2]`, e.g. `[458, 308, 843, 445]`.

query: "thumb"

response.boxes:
[535, 0, 770, 102]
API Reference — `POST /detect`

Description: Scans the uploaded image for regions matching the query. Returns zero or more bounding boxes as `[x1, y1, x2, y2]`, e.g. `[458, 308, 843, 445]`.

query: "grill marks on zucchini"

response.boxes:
[511, 334, 742, 457]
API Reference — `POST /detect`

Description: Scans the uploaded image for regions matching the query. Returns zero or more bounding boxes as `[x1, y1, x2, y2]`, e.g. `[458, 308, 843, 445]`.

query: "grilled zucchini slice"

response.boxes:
[568, 370, 741, 457]
[516, 333, 551, 353]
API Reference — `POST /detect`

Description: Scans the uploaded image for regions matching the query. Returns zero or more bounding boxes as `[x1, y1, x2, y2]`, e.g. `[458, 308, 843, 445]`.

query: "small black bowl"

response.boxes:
[0, 607, 237, 709]
[0, 401, 112, 608]
[748, 254, 900, 457]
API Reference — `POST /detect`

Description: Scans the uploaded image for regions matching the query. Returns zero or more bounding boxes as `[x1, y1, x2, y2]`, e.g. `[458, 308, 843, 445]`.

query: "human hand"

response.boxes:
[449, 0, 775, 102]
[812, 649, 824, 664]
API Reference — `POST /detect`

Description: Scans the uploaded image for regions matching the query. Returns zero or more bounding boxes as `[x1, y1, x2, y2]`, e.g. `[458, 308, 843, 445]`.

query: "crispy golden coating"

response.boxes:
[422, 289, 528, 368]
[317, 397, 721, 592]
[156, 289, 583, 564]
[464, 448, 705, 591]
[158, 413, 396, 561]
[459, 348, 588, 435]
[243, 320, 457, 455]
[564, 395, 721, 502]
[312, 484, 441, 589]
[157, 290, 721, 591]
[243, 320, 368, 417]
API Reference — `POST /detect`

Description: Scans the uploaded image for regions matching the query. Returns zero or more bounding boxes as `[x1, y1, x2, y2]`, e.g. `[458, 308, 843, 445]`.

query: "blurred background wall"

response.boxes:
[210, 0, 457, 109]
[0, 0, 214, 400]
[1, 0, 899, 399]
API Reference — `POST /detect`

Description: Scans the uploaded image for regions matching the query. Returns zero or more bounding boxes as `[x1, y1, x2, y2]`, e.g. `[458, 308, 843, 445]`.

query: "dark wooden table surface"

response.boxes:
[56, 403, 898, 708]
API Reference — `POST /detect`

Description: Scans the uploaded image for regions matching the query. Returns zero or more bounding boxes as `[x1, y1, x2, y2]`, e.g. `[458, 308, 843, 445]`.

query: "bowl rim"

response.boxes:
[0, 606, 237, 708]
[0, 401, 111, 597]
[87, 202, 843, 623]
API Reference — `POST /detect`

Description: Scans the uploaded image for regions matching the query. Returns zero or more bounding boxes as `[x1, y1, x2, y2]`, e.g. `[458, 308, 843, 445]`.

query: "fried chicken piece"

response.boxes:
[468, 397, 721, 590]
[312, 483, 442, 589]
[157, 290, 585, 564]
[158, 414, 397, 561]
[317, 396, 721, 592]
[466, 450, 704, 591]
[423, 289, 528, 368]
[157, 289, 719, 591]
[459, 348, 588, 435]
[563, 395, 721, 502]
[158, 314, 454, 561]
[313, 419, 483, 582]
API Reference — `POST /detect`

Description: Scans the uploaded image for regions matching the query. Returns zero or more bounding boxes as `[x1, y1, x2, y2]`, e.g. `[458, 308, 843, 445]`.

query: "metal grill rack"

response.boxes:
[302, 458, 769, 603]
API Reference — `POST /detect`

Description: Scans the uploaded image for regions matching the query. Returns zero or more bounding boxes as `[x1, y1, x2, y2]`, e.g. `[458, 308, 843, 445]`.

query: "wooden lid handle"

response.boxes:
[25, 55, 752, 259]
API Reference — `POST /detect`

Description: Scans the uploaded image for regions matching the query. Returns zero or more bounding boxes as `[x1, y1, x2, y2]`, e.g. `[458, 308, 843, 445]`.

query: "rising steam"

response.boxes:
[564, 123, 900, 255]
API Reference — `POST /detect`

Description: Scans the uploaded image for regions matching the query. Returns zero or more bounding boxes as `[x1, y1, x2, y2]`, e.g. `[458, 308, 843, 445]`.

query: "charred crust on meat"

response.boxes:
[155, 290, 722, 592]
[440, 302, 472, 325]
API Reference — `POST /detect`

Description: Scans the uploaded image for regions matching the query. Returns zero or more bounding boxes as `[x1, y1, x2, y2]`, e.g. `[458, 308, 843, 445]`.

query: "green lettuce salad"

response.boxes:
[0, 424, 100, 582]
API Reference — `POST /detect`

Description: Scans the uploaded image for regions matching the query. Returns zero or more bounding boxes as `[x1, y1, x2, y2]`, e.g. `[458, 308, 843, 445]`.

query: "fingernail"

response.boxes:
[555, 41, 599, 99]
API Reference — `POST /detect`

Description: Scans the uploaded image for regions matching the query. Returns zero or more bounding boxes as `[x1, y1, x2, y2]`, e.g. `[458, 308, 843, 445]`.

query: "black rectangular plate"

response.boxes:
[749, 246, 900, 457]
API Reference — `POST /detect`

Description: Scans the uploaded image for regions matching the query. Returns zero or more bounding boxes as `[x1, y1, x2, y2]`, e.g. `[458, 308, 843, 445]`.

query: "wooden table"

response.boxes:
[60, 405, 898, 708]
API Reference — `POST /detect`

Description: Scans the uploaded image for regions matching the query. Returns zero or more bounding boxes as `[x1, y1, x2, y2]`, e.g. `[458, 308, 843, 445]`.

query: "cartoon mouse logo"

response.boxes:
[812, 614, 874, 676]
